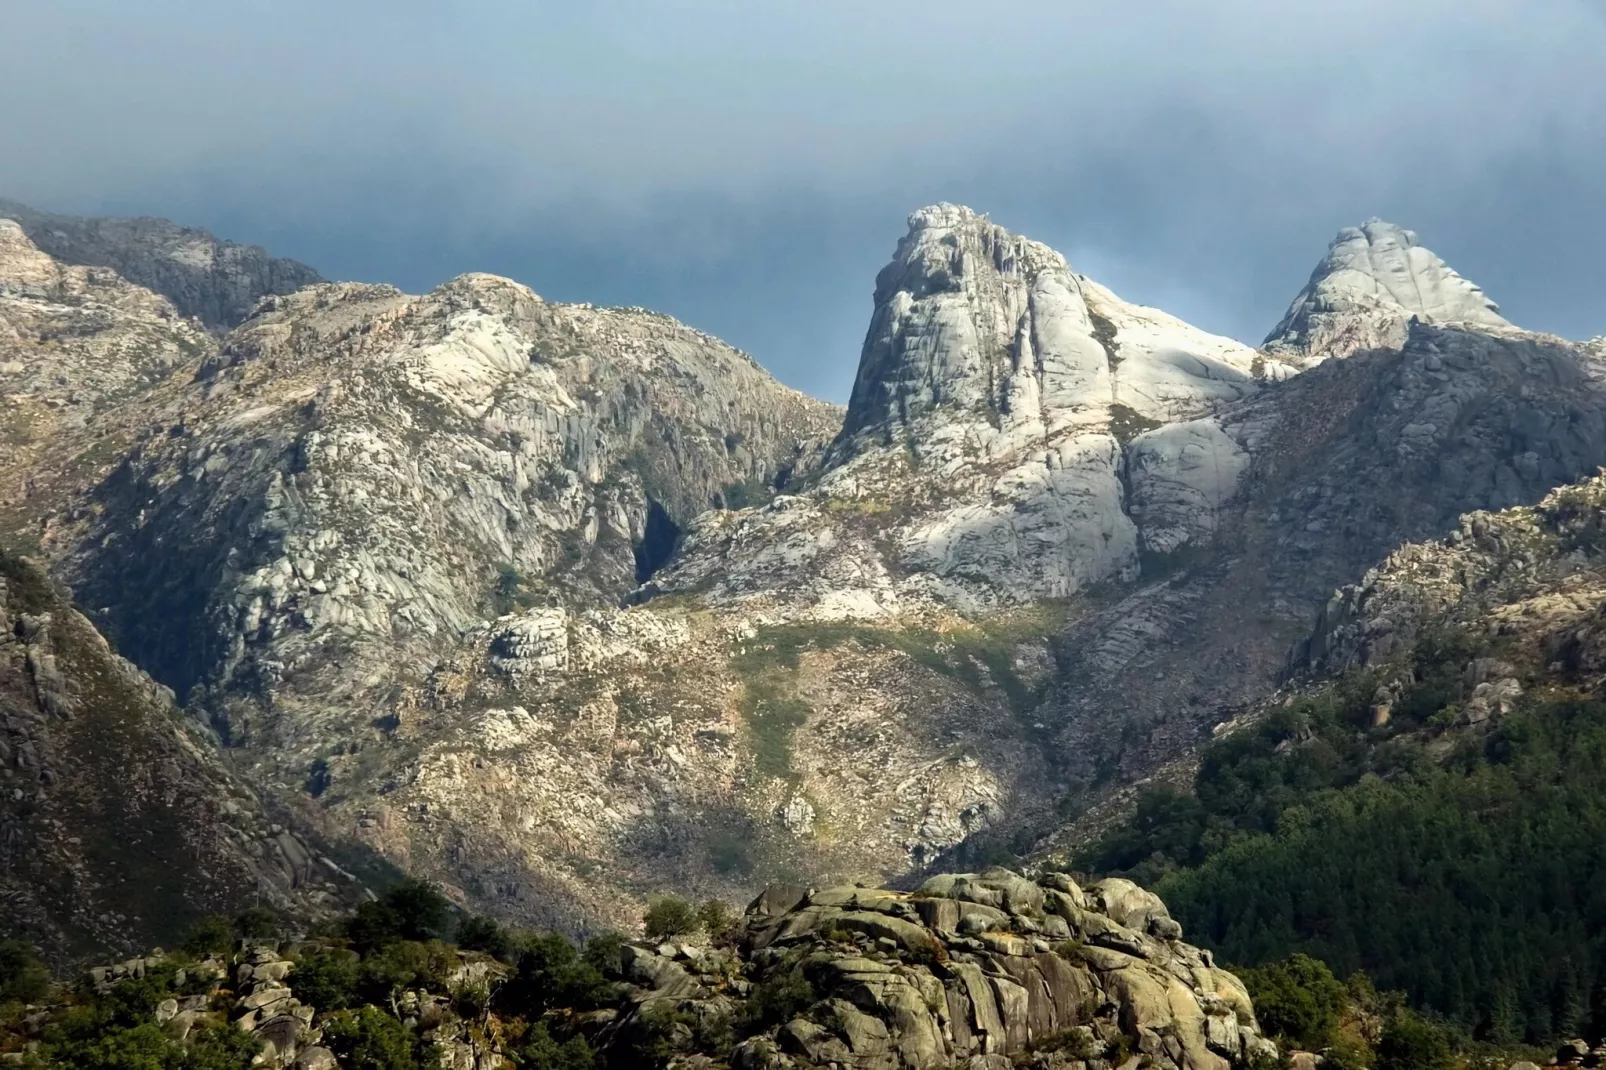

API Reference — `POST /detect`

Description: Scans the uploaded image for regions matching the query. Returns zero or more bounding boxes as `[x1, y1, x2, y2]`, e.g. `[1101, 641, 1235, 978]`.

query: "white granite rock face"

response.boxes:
[664, 205, 1273, 614]
[1126, 420, 1250, 557]
[1265, 218, 1512, 364]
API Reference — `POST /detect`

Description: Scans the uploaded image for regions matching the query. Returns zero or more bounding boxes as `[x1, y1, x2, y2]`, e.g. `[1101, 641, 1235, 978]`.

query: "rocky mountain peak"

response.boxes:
[833, 205, 1271, 471]
[1264, 217, 1510, 364]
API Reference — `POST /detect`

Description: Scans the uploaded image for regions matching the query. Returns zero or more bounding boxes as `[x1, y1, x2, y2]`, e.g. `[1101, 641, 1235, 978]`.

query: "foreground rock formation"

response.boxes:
[619, 868, 1275, 1070]
[3, 868, 1274, 1070]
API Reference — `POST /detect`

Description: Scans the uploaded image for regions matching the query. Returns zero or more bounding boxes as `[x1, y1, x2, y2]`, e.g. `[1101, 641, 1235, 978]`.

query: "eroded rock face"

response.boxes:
[47, 273, 838, 737]
[0, 217, 210, 434]
[1264, 218, 1511, 365]
[0, 197, 322, 330]
[608, 868, 1275, 1070]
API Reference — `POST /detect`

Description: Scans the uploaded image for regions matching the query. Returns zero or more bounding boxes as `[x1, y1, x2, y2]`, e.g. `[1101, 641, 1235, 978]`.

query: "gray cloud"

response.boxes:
[4, 0, 1603, 400]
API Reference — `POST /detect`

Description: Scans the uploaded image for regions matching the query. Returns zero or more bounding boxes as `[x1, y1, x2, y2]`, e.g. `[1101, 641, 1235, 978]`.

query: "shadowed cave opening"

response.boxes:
[633, 500, 682, 583]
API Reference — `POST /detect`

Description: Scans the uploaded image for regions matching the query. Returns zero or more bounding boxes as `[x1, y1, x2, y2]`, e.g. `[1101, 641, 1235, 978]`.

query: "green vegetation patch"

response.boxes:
[1107, 403, 1162, 445]
[1081, 624, 1606, 1045]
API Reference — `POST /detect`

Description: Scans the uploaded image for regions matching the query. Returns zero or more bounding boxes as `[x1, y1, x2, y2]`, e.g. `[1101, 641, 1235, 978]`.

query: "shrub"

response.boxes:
[739, 966, 815, 1031]
[0, 941, 50, 1004]
[610, 1004, 699, 1070]
[642, 896, 697, 942]
[291, 946, 361, 1011]
[323, 1005, 438, 1070]
[358, 941, 456, 1009]
[1323, 1037, 1373, 1070]
[1241, 954, 1350, 1050]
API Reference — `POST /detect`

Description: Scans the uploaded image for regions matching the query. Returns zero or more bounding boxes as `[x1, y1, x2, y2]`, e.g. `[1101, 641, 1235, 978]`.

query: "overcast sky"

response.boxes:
[4, 0, 1603, 401]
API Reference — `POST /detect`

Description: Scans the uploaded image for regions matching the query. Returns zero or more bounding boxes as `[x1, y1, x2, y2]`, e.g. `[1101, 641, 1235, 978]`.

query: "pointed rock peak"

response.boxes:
[1264, 219, 1510, 363]
[872, 203, 1069, 304]
[834, 206, 1086, 453]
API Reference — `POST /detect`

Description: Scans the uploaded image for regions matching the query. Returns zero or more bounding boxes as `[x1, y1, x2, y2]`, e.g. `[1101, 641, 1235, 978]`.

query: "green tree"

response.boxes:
[496, 933, 614, 1018]
[323, 1006, 438, 1070]
[234, 906, 281, 940]
[348, 880, 452, 953]
[642, 896, 696, 942]
[454, 915, 511, 961]
[1241, 954, 1350, 1050]
[694, 900, 737, 944]
[0, 940, 50, 1004]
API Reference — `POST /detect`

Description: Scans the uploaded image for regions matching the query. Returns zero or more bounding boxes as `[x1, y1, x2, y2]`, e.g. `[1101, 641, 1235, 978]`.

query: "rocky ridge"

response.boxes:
[0, 198, 322, 330]
[1303, 470, 1606, 692]
[5, 868, 1277, 1070]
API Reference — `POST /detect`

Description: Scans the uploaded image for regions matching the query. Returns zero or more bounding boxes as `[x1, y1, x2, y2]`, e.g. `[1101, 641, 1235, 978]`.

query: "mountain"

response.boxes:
[4, 194, 1604, 958]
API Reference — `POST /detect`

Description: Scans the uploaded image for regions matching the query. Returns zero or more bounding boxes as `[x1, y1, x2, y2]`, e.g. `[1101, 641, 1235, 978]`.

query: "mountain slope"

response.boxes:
[1075, 473, 1606, 1044]
[0, 548, 354, 962]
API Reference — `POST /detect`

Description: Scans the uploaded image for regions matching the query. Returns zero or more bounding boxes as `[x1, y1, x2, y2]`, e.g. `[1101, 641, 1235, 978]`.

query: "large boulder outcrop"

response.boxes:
[606, 868, 1275, 1070]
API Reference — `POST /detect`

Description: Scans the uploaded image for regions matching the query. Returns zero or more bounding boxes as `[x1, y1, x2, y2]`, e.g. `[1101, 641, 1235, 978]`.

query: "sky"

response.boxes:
[3, 0, 1604, 403]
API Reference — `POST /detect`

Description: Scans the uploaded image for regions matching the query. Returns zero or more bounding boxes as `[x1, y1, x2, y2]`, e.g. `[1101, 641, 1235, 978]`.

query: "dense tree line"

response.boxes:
[1080, 629, 1606, 1046]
